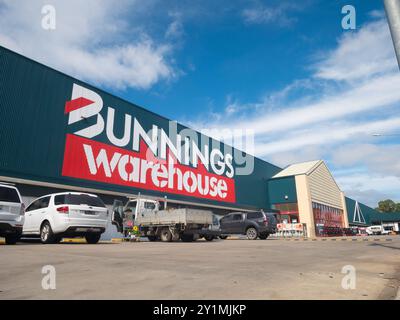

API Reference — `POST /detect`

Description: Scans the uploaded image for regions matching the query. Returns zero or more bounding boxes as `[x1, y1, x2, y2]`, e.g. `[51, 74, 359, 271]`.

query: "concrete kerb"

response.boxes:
[274, 237, 395, 242]
[0, 237, 120, 244]
[1, 236, 397, 244]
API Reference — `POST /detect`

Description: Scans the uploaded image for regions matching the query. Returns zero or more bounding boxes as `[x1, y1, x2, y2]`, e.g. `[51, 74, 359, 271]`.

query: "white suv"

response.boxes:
[0, 183, 25, 245]
[23, 192, 108, 244]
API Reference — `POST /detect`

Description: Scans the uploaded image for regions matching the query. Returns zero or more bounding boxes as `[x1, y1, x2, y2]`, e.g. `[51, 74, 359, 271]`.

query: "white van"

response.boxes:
[0, 183, 25, 244]
[23, 192, 108, 244]
[366, 225, 390, 236]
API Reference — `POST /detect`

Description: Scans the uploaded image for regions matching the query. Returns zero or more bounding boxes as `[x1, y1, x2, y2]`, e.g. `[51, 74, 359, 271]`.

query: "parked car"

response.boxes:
[219, 211, 277, 240]
[0, 183, 25, 244]
[23, 192, 108, 244]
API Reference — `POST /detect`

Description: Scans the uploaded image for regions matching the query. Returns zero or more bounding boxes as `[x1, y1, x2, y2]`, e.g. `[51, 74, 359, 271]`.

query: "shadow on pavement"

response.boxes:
[369, 242, 400, 250]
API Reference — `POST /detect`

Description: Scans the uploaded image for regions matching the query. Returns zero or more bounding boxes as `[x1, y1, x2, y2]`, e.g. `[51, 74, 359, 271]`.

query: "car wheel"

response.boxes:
[204, 235, 214, 241]
[5, 234, 19, 245]
[85, 233, 101, 244]
[40, 222, 56, 244]
[147, 235, 158, 241]
[180, 234, 194, 242]
[246, 227, 258, 240]
[259, 233, 269, 240]
[219, 235, 228, 240]
[160, 228, 172, 242]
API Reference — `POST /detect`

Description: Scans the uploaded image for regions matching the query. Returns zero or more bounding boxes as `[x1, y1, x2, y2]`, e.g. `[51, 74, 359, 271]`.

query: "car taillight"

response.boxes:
[264, 217, 269, 226]
[20, 203, 25, 216]
[57, 206, 69, 214]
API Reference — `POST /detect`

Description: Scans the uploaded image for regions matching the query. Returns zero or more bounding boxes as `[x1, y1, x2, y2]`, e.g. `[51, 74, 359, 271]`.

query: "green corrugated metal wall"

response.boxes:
[0, 45, 282, 210]
[345, 197, 400, 225]
[267, 176, 297, 205]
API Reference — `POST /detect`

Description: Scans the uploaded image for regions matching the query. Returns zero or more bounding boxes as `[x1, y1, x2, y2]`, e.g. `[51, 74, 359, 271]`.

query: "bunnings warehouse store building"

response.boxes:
[1, 46, 399, 239]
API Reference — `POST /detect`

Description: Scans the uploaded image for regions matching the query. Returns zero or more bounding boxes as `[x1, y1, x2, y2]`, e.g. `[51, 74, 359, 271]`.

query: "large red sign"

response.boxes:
[62, 134, 236, 203]
[61, 83, 236, 203]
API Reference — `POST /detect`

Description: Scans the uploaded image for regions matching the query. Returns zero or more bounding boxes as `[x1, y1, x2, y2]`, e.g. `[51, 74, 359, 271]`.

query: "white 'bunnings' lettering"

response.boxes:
[68, 84, 104, 138]
[69, 83, 234, 178]
[106, 107, 131, 147]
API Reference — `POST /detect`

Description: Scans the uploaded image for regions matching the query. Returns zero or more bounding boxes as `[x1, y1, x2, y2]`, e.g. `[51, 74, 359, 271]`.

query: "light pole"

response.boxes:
[384, 0, 400, 69]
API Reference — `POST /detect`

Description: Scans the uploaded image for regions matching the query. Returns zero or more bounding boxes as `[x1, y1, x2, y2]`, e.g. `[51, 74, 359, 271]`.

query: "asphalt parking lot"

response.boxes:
[0, 236, 399, 300]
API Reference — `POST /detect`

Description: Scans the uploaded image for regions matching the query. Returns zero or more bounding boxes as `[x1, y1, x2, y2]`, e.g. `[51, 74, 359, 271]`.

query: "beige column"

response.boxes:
[340, 191, 349, 228]
[295, 174, 315, 237]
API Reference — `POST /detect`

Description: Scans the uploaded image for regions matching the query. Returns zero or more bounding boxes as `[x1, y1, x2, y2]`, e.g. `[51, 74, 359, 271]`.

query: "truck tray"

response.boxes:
[136, 208, 213, 226]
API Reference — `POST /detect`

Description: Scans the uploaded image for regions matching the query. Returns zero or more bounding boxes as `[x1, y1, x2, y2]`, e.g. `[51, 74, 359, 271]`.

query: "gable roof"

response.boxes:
[272, 160, 322, 178]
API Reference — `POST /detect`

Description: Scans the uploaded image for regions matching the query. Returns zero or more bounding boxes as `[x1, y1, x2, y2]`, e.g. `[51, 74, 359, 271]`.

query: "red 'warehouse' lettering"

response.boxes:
[62, 134, 236, 203]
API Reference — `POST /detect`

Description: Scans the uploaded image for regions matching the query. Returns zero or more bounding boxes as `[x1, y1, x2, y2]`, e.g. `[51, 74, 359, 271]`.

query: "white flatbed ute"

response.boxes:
[112, 195, 220, 242]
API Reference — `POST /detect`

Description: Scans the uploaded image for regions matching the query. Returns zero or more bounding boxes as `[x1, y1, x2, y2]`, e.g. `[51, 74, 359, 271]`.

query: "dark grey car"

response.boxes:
[219, 211, 277, 240]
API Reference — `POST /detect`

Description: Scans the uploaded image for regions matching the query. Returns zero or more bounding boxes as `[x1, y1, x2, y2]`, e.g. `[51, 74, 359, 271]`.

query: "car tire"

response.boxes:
[246, 227, 258, 240]
[180, 234, 194, 242]
[40, 222, 56, 244]
[147, 235, 158, 241]
[219, 235, 228, 240]
[160, 228, 172, 242]
[5, 234, 19, 245]
[85, 233, 101, 244]
[259, 233, 269, 240]
[204, 235, 214, 241]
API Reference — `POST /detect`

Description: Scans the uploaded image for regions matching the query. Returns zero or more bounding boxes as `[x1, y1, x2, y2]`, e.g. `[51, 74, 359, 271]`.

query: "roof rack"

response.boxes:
[126, 193, 166, 202]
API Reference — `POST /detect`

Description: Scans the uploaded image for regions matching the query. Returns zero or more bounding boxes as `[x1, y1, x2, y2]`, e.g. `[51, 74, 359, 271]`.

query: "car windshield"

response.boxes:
[0, 186, 20, 203]
[55, 194, 106, 207]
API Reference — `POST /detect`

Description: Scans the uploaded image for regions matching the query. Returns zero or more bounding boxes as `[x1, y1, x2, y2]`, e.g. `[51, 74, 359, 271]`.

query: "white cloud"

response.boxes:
[369, 10, 386, 19]
[243, 7, 279, 24]
[190, 71, 400, 155]
[0, 0, 176, 90]
[242, 3, 302, 26]
[254, 117, 400, 156]
[268, 145, 326, 168]
[165, 12, 184, 39]
[314, 19, 397, 82]
[331, 144, 400, 178]
[185, 16, 400, 206]
[233, 73, 400, 138]
[336, 174, 400, 206]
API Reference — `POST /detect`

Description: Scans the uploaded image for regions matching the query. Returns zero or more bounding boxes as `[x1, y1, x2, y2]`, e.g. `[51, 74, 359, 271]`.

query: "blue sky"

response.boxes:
[0, 0, 399, 206]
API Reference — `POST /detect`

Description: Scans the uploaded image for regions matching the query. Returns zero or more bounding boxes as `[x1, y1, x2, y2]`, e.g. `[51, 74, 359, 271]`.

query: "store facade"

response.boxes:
[268, 160, 349, 238]
[1, 45, 396, 239]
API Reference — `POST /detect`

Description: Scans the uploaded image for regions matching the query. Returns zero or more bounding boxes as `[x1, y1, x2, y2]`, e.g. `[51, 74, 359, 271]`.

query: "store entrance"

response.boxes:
[312, 202, 344, 236]
[273, 203, 299, 224]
